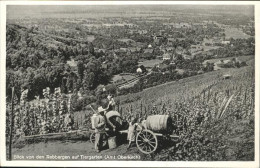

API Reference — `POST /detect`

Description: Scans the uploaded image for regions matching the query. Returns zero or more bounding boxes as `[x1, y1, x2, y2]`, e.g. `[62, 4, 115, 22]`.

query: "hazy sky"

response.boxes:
[7, 5, 254, 19]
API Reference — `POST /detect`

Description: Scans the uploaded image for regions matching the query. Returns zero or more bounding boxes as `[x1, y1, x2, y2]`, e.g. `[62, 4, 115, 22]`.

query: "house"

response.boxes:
[101, 61, 111, 69]
[136, 67, 142, 73]
[118, 38, 136, 45]
[86, 35, 95, 42]
[129, 30, 136, 34]
[176, 68, 185, 75]
[168, 38, 175, 43]
[163, 53, 171, 60]
[215, 59, 232, 68]
[119, 48, 128, 53]
[153, 35, 164, 43]
[166, 47, 175, 52]
[135, 42, 146, 48]
[223, 74, 232, 80]
[221, 41, 230, 45]
[175, 46, 184, 54]
[98, 49, 106, 53]
[138, 30, 148, 35]
[157, 63, 169, 72]
[128, 47, 141, 53]
[144, 48, 153, 54]
[203, 38, 213, 46]
[190, 45, 203, 53]
[206, 51, 214, 57]
[176, 38, 186, 42]
[170, 61, 176, 65]
[213, 39, 222, 45]
[101, 63, 108, 69]
[67, 59, 77, 67]
[198, 70, 204, 74]
[179, 22, 191, 28]
[182, 54, 191, 60]
[153, 35, 164, 41]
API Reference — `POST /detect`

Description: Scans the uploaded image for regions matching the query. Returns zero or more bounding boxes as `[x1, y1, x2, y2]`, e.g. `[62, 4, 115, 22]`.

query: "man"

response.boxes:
[95, 106, 107, 153]
[98, 98, 116, 131]
[106, 94, 116, 111]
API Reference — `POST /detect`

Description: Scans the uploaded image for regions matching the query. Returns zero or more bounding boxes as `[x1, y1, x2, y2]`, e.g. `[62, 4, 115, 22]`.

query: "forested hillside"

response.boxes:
[6, 24, 138, 108]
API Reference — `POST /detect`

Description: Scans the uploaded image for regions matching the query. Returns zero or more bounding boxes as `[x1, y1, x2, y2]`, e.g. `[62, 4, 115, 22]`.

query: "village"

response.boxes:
[10, 12, 253, 92]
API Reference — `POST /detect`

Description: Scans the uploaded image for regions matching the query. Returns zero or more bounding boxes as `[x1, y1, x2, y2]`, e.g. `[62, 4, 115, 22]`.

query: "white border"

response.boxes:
[0, 1, 259, 167]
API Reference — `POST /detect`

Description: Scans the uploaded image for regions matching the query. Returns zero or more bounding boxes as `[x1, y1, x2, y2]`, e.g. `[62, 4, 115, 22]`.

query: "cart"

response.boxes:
[90, 111, 179, 154]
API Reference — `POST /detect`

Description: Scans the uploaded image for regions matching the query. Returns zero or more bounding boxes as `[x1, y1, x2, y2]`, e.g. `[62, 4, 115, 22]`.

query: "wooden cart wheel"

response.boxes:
[136, 130, 158, 154]
[90, 132, 95, 144]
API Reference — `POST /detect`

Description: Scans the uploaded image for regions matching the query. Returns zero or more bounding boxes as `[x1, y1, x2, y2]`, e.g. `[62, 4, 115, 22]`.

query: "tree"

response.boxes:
[88, 42, 95, 56]
[77, 60, 84, 80]
[83, 72, 95, 90]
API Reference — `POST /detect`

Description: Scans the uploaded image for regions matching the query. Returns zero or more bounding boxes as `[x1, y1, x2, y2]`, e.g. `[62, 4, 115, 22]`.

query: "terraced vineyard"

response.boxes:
[115, 58, 254, 161]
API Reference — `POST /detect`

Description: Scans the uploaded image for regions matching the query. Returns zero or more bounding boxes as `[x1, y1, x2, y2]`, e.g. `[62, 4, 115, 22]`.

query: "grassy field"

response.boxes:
[112, 74, 136, 83]
[225, 27, 251, 39]
[138, 59, 163, 68]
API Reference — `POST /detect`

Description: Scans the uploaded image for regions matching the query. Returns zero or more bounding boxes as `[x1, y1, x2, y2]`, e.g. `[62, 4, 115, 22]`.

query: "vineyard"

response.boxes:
[6, 58, 254, 161]
[117, 62, 255, 161]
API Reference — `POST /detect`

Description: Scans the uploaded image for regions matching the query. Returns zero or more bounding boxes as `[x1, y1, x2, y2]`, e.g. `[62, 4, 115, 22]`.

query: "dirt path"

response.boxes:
[12, 140, 144, 161]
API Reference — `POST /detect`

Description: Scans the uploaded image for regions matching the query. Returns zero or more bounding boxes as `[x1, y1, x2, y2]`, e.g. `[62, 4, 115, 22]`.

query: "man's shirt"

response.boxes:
[95, 115, 106, 133]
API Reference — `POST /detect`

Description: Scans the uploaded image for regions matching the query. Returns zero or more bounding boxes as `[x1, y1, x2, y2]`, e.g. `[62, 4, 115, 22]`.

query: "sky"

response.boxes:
[7, 5, 254, 19]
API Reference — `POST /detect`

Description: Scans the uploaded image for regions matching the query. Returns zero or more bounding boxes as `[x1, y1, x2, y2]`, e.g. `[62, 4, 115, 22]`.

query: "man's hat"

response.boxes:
[98, 106, 106, 113]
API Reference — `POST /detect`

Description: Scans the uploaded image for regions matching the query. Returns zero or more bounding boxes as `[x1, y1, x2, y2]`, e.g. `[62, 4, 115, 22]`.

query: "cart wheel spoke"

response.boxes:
[146, 133, 152, 140]
[148, 138, 156, 143]
[147, 141, 155, 149]
[138, 134, 146, 141]
[138, 142, 145, 147]
[147, 135, 155, 141]
[149, 141, 156, 144]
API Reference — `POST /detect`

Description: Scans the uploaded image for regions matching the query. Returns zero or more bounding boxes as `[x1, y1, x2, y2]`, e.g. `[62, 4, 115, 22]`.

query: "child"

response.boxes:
[127, 116, 139, 149]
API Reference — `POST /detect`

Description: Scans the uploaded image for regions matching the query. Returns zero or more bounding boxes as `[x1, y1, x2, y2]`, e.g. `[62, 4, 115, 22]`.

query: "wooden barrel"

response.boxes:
[108, 136, 117, 149]
[146, 115, 173, 133]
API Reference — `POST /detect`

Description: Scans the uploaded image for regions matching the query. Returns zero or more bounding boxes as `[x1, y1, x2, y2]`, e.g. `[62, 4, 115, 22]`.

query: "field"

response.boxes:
[138, 59, 163, 68]
[112, 74, 137, 83]
[224, 27, 251, 39]
[202, 45, 220, 51]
